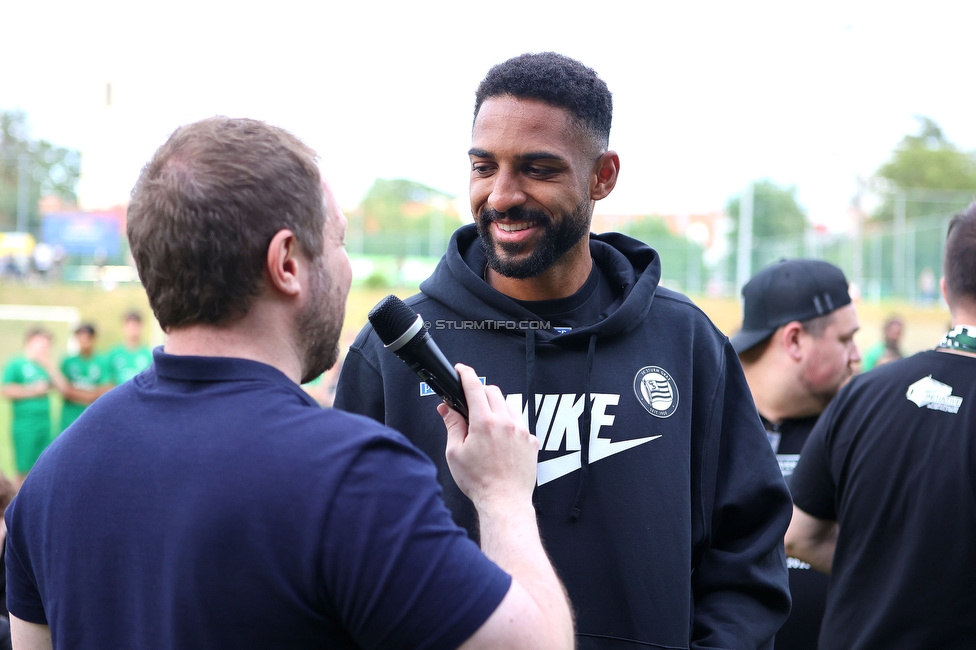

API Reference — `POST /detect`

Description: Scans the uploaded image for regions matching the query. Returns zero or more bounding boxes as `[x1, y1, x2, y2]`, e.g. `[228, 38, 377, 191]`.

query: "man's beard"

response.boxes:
[296, 257, 344, 384]
[477, 200, 591, 279]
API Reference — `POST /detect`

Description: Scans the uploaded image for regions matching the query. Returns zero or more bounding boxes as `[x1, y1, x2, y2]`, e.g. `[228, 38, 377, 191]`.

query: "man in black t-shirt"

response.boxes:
[786, 202, 976, 649]
[733, 258, 861, 650]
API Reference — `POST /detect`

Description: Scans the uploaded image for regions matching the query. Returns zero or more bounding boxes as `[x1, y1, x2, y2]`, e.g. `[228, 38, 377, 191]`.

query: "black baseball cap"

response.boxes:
[731, 259, 852, 354]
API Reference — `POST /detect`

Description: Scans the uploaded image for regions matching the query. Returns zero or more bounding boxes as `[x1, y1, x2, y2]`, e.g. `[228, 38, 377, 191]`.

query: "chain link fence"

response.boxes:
[732, 211, 952, 303]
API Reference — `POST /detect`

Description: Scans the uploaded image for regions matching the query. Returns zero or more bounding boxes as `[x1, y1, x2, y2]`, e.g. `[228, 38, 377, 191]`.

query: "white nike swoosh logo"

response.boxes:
[536, 434, 662, 485]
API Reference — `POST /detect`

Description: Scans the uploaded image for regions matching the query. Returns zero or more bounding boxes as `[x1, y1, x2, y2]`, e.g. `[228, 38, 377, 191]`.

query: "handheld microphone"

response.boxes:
[368, 295, 468, 421]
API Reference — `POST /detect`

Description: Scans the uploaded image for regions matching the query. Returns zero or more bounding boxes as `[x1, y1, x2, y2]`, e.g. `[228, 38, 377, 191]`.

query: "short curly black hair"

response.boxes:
[474, 52, 613, 149]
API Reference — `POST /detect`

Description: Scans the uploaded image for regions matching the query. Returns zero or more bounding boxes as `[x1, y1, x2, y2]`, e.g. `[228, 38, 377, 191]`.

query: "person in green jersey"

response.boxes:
[861, 315, 904, 372]
[108, 311, 153, 385]
[59, 323, 112, 432]
[1, 327, 67, 486]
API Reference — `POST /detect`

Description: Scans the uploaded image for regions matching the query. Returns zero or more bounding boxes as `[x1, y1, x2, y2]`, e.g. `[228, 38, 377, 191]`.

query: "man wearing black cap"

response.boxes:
[732, 258, 860, 650]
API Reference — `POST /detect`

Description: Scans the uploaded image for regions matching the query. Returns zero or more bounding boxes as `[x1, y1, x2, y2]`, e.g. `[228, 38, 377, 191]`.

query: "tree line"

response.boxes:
[4, 109, 975, 294]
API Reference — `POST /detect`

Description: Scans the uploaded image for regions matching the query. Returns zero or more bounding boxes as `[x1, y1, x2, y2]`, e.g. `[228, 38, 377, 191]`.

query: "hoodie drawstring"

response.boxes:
[525, 330, 540, 513]
[525, 328, 537, 433]
[570, 334, 597, 521]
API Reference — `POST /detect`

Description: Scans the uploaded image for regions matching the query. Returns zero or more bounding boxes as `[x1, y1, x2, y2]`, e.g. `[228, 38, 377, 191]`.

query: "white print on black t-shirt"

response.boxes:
[906, 375, 963, 414]
[504, 392, 662, 486]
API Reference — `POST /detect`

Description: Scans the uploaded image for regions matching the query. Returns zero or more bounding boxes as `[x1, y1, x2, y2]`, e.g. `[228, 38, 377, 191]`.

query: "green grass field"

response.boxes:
[0, 279, 952, 480]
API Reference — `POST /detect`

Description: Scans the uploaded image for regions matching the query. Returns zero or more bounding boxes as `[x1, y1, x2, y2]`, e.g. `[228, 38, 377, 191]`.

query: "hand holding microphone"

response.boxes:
[369, 295, 546, 607]
[368, 294, 535, 491]
[438, 364, 538, 509]
[368, 295, 468, 420]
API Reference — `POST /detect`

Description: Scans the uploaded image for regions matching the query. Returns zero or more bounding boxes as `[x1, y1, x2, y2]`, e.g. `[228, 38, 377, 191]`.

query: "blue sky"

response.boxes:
[4, 0, 975, 231]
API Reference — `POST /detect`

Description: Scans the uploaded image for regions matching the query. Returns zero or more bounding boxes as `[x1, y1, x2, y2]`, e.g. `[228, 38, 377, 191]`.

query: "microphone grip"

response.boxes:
[398, 332, 469, 421]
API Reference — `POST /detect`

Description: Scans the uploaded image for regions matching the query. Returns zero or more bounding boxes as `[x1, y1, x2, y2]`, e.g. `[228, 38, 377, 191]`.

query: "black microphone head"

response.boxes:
[368, 295, 419, 346]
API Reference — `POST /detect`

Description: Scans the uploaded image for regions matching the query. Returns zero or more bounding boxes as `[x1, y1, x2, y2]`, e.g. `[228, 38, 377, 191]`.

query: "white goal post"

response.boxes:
[0, 305, 83, 354]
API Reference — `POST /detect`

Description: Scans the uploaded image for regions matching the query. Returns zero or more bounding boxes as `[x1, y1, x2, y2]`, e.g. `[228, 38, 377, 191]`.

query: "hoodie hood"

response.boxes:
[419, 224, 663, 346]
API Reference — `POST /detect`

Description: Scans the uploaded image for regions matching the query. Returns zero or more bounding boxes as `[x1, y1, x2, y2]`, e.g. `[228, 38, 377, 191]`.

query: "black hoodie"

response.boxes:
[335, 225, 791, 649]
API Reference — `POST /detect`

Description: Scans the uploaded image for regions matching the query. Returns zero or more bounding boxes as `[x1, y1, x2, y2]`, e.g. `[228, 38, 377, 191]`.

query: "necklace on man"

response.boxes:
[936, 325, 976, 354]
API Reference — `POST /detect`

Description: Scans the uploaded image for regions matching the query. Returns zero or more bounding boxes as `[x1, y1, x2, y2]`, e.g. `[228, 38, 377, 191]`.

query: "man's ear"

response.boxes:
[780, 322, 805, 361]
[266, 229, 302, 297]
[591, 151, 619, 201]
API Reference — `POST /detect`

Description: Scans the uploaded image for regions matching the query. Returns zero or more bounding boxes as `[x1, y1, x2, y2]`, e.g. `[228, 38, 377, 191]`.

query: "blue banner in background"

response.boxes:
[42, 213, 121, 256]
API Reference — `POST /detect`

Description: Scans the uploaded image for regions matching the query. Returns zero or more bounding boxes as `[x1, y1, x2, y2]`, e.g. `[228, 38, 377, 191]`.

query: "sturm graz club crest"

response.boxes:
[634, 366, 678, 418]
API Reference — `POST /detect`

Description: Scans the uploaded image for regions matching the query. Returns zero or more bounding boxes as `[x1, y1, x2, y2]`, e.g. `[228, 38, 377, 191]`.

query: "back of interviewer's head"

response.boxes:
[126, 117, 325, 331]
[943, 200, 976, 310]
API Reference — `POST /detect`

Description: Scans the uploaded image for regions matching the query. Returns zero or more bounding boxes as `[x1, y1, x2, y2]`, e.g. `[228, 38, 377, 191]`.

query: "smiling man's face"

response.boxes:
[469, 96, 597, 280]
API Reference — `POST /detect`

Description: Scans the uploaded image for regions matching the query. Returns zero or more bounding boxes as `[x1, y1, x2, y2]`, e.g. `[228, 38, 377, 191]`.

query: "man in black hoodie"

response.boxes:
[336, 52, 792, 649]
